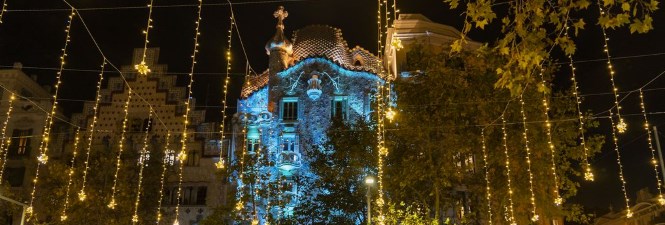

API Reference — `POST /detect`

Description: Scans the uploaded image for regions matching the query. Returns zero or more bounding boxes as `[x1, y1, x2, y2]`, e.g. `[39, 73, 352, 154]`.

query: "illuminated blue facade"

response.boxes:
[231, 6, 387, 223]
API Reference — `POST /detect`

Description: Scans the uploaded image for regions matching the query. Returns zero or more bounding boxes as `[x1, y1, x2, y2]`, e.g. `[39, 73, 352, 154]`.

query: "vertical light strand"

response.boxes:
[597, 2, 627, 133]
[375, 81, 387, 225]
[132, 109, 153, 224]
[251, 128, 262, 223]
[108, 88, 132, 209]
[480, 129, 493, 225]
[215, 13, 234, 170]
[500, 115, 517, 225]
[134, 0, 155, 75]
[235, 115, 249, 217]
[27, 8, 76, 216]
[79, 59, 106, 201]
[391, 0, 398, 26]
[0, 93, 15, 184]
[519, 95, 539, 222]
[0, 0, 7, 24]
[565, 25, 593, 181]
[173, 1, 204, 223]
[608, 112, 632, 218]
[639, 89, 665, 205]
[60, 128, 81, 221]
[538, 69, 562, 205]
[376, 0, 382, 58]
[155, 131, 171, 224]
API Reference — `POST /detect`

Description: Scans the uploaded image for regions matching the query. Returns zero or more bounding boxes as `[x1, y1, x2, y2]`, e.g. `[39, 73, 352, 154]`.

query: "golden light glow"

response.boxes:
[60, 128, 81, 221]
[608, 111, 632, 218]
[500, 115, 517, 225]
[518, 96, 539, 221]
[29, 8, 76, 215]
[235, 115, 249, 216]
[375, 81, 388, 225]
[598, 2, 626, 133]
[155, 131, 171, 224]
[135, 0, 155, 75]
[480, 129, 493, 225]
[79, 59, 106, 202]
[131, 110, 152, 224]
[109, 88, 133, 209]
[538, 69, 562, 205]
[0, 93, 16, 184]
[638, 89, 665, 205]
[385, 108, 396, 122]
[0, 0, 7, 24]
[217, 13, 235, 170]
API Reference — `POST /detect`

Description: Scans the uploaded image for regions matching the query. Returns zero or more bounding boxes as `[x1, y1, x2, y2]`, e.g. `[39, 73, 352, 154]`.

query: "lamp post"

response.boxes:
[365, 176, 375, 225]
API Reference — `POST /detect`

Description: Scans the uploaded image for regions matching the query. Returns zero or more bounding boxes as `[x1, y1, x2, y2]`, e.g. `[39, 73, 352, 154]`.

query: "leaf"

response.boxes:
[603, 0, 615, 6]
[573, 19, 585, 36]
[621, 2, 631, 11]
[576, 0, 591, 8]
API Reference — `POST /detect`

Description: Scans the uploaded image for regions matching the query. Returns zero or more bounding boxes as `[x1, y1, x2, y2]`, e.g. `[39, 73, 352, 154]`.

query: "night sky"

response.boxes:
[1, 0, 664, 217]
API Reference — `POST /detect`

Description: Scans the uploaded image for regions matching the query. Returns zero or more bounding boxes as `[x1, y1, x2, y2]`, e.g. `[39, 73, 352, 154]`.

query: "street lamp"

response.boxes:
[365, 176, 375, 225]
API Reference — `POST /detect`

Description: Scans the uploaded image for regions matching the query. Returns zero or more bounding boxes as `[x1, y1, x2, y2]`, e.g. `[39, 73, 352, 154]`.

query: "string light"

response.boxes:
[216, 13, 234, 170]
[135, 0, 155, 75]
[155, 131, 171, 224]
[132, 110, 152, 224]
[519, 96, 539, 221]
[638, 89, 665, 205]
[0, 0, 7, 24]
[567, 51, 594, 182]
[597, 2, 627, 133]
[108, 88, 132, 209]
[608, 111, 632, 218]
[28, 8, 76, 216]
[376, 0, 383, 58]
[0, 94, 15, 184]
[252, 128, 263, 222]
[538, 69, 562, 205]
[173, 1, 204, 223]
[500, 115, 517, 225]
[79, 59, 106, 202]
[60, 128, 81, 221]
[234, 114, 248, 216]
[480, 129, 493, 225]
[375, 81, 387, 225]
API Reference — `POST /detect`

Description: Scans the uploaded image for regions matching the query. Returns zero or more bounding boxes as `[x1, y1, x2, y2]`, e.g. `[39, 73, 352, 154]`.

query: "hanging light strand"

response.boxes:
[0, 0, 8, 24]
[216, 12, 234, 170]
[60, 128, 81, 221]
[173, 1, 204, 223]
[519, 95, 539, 222]
[0, 93, 16, 184]
[500, 115, 517, 225]
[135, 0, 155, 75]
[639, 89, 665, 205]
[480, 129, 493, 225]
[108, 88, 132, 209]
[598, 2, 627, 133]
[131, 109, 153, 224]
[608, 111, 632, 218]
[376, 0, 382, 58]
[375, 81, 387, 225]
[538, 69, 562, 205]
[28, 8, 76, 215]
[155, 131, 171, 224]
[567, 40, 594, 181]
[234, 115, 249, 216]
[78, 59, 106, 202]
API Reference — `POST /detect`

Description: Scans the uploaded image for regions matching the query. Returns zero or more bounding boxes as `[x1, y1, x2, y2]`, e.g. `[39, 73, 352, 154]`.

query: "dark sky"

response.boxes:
[1, 0, 664, 217]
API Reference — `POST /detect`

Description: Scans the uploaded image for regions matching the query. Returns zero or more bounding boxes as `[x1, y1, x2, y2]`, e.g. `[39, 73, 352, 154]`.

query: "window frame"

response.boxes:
[280, 97, 299, 122]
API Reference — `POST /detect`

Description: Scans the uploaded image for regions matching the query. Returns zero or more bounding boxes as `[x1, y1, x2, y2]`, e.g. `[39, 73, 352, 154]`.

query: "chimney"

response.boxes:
[13, 62, 23, 70]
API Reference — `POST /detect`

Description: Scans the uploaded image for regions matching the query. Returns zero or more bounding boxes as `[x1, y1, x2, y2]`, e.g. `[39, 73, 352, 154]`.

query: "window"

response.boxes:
[166, 185, 207, 206]
[331, 96, 348, 120]
[185, 150, 199, 166]
[143, 118, 153, 132]
[130, 118, 143, 132]
[8, 129, 31, 158]
[281, 98, 298, 121]
[196, 186, 207, 205]
[281, 136, 298, 153]
[248, 139, 259, 154]
[2, 167, 25, 187]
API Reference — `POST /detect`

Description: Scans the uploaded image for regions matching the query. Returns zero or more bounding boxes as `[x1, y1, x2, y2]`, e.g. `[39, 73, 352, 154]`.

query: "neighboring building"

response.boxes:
[70, 48, 225, 225]
[232, 6, 387, 223]
[595, 188, 665, 225]
[0, 63, 67, 225]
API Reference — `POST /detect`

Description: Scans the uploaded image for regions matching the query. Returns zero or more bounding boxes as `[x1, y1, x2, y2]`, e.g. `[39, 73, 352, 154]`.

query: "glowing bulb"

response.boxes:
[385, 108, 396, 122]
[135, 61, 151, 75]
[37, 154, 49, 164]
[78, 191, 87, 201]
[616, 119, 627, 133]
[215, 160, 225, 169]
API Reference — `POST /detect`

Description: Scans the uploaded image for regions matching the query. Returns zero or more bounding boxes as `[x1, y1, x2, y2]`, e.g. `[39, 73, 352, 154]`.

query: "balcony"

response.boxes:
[277, 151, 301, 176]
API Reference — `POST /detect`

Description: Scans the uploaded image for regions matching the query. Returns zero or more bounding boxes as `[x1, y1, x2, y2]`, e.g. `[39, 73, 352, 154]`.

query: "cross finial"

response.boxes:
[273, 6, 288, 30]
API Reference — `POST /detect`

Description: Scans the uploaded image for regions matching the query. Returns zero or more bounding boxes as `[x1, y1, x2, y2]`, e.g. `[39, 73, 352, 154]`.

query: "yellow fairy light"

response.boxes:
[638, 89, 665, 205]
[79, 59, 106, 202]
[235, 114, 249, 216]
[0, 93, 16, 184]
[135, 0, 155, 75]
[538, 69, 562, 205]
[60, 128, 81, 221]
[0, 0, 7, 24]
[155, 131, 171, 224]
[132, 110, 153, 224]
[216, 14, 234, 170]
[173, 1, 204, 223]
[518, 96, 539, 221]
[608, 112, 632, 218]
[109, 88, 132, 209]
[480, 129, 493, 224]
[377, 0, 383, 58]
[375, 81, 387, 225]
[500, 115, 517, 225]
[597, 2, 626, 133]
[29, 8, 76, 215]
